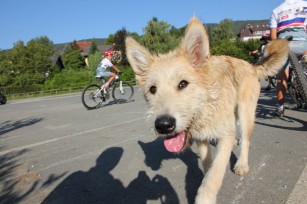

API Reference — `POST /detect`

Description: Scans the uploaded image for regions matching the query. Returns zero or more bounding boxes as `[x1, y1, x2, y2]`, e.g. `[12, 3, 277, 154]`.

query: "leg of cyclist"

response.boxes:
[104, 72, 116, 89]
[302, 51, 307, 65]
[276, 63, 289, 116]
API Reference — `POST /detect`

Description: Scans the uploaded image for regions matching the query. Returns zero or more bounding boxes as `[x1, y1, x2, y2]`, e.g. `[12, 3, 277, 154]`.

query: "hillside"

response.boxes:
[203, 19, 269, 35]
[231, 19, 269, 34]
[53, 38, 106, 54]
[3, 19, 269, 52]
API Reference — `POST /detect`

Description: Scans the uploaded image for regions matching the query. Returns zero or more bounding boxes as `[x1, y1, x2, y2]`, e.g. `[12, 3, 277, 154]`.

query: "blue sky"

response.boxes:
[1, 0, 283, 50]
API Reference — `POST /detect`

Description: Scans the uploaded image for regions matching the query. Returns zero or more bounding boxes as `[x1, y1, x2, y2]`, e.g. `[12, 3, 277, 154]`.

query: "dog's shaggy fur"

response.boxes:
[126, 17, 289, 204]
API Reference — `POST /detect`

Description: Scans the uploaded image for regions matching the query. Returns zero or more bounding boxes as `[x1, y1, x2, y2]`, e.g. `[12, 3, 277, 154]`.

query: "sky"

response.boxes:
[0, 0, 283, 50]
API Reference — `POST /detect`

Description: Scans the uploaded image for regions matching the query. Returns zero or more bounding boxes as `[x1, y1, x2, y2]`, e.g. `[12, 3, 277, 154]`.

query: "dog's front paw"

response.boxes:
[195, 189, 216, 204]
[234, 162, 249, 176]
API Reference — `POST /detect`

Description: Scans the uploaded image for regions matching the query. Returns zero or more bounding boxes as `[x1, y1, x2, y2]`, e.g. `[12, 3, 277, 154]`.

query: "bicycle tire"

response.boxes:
[112, 81, 134, 103]
[288, 85, 302, 109]
[288, 52, 307, 103]
[81, 84, 103, 109]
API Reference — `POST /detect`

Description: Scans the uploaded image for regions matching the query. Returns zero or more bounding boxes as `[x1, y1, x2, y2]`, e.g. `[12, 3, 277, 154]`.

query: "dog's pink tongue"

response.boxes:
[164, 131, 185, 153]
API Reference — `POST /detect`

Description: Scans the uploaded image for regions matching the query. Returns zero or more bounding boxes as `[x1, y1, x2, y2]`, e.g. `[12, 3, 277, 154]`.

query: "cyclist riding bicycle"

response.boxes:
[96, 50, 121, 90]
[270, 0, 307, 116]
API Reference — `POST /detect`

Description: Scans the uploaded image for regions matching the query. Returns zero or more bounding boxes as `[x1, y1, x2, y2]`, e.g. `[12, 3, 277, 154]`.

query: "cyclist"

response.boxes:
[248, 35, 275, 90]
[96, 50, 121, 90]
[248, 34, 271, 57]
[270, 0, 307, 116]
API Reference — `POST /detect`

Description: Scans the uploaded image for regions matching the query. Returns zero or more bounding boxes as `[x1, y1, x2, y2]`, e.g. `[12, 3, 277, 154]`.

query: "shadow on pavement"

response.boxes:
[256, 89, 307, 131]
[0, 117, 43, 136]
[42, 146, 179, 204]
[0, 117, 44, 203]
[139, 138, 204, 204]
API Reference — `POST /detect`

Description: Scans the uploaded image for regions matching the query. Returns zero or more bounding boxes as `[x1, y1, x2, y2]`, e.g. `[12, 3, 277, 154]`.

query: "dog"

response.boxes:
[126, 17, 288, 204]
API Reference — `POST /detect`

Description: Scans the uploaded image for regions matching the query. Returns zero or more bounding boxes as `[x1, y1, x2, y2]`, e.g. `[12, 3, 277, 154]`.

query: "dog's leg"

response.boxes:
[196, 140, 212, 173]
[234, 82, 259, 176]
[195, 135, 234, 204]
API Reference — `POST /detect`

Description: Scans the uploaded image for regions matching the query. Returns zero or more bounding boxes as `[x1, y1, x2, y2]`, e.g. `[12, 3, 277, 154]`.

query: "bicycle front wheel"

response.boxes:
[81, 84, 103, 109]
[112, 81, 134, 103]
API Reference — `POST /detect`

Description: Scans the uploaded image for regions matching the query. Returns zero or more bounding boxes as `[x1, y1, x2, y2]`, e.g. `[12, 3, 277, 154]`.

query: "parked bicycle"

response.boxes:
[81, 73, 134, 110]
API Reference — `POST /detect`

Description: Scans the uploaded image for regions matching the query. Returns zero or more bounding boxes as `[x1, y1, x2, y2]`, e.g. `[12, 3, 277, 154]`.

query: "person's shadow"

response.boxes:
[42, 147, 126, 204]
[138, 138, 204, 204]
[42, 146, 179, 204]
[125, 171, 179, 203]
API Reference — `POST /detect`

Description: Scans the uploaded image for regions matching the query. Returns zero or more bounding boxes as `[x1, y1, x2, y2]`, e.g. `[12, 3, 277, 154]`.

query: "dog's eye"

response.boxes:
[149, 86, 157, 95]
[178, 80, 189, 90]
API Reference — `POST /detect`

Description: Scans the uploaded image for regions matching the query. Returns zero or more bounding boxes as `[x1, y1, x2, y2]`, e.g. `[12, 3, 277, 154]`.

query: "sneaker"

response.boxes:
[275, 105, 285, 117]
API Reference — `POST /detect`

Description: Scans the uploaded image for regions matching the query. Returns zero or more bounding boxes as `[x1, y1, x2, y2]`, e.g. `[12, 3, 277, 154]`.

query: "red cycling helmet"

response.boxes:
[104, 50, 113, 57]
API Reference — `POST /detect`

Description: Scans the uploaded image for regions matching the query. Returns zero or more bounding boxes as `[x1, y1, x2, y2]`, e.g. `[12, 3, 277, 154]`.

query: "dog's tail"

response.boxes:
[254, 39, 289, 80]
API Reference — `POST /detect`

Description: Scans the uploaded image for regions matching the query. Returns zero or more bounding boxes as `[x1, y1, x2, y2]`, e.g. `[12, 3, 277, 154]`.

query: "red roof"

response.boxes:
[76, 41, 92, 51]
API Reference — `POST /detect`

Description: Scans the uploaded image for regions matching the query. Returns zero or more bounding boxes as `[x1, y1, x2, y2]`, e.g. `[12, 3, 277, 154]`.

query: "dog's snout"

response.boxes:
[155, 115, 176, 134]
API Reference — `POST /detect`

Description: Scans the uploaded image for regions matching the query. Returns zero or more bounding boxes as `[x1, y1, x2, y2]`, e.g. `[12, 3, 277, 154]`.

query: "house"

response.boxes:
[49, 55, 64, 71]
[237, 23, 270, 41]
[76, 41, 116, 66]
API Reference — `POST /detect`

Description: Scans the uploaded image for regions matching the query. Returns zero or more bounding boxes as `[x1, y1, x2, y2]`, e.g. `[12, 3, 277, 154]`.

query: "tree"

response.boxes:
[211, 19, 235, 45]
[140, 17, 179, 54]
[27, 36, 54, 81]
[105, 34, 115, 45]
[0, 50, 14, 86]
[114, 28, 128, 65]
[63, 50, 85, 71]
[88, 51, 102, 73]
[89, 40, 98, 55]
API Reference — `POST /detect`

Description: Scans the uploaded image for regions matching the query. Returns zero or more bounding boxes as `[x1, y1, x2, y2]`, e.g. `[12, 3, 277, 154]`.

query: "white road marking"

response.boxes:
[0, 117, 145, 157]
[286, 163, 307, 204]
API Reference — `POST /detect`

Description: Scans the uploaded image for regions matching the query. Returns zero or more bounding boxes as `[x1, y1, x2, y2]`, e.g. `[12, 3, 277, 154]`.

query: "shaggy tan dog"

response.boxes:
[126, 17, 289, 204]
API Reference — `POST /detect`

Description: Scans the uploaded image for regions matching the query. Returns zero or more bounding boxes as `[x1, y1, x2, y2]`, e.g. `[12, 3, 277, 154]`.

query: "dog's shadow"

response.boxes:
[138, 138, 204, 204]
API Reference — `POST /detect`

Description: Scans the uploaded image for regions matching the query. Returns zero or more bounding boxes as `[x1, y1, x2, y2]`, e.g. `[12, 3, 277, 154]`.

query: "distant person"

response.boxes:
[270, 0, 307, 116]
[248, 34, 271, 58]
[96, 51, 121, 90]
[248, 34, 275, 90]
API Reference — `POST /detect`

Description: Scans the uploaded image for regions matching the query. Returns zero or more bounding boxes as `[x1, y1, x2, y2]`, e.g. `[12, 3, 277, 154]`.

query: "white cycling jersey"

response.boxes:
[270, 0, 307, 33]
[97, 58, 113, 70]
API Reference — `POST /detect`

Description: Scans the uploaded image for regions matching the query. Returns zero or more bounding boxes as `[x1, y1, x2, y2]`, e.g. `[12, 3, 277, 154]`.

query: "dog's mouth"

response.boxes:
[163, 130, 192, 153]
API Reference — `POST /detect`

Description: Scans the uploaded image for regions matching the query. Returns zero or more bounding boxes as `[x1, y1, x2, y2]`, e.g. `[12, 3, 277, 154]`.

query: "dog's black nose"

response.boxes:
[155, 115, 176, 134]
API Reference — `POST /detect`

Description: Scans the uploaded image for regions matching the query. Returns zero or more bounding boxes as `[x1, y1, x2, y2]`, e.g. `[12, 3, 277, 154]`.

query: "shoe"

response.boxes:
[275, 106, 285, 117]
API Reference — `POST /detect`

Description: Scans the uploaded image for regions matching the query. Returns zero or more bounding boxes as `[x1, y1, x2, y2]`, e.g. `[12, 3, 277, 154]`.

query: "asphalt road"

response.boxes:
[0, 83, 306, 204]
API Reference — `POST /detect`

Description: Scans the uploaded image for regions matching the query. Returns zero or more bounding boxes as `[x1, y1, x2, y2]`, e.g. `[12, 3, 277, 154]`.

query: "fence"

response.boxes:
[6, 86, 85, 101]
[6, 80, 137, 101]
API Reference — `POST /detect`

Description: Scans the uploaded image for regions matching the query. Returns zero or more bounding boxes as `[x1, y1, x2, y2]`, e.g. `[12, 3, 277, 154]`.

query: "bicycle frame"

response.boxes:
[96, 74, 124, 98]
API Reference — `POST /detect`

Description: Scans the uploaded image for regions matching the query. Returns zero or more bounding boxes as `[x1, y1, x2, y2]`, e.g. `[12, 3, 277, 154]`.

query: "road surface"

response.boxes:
[0, 83, 306, 204]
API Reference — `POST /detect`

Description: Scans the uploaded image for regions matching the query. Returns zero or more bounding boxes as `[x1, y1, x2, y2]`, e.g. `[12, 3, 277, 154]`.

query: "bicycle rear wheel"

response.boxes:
[81, 84, 103, 109]
[288, 52, 307, 103]
[112, 81, 134, 103]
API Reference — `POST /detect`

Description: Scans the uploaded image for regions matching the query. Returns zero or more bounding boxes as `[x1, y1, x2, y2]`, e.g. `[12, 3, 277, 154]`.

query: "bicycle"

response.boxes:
[287, 50, 307, 109]
[81, 73, 134, 110]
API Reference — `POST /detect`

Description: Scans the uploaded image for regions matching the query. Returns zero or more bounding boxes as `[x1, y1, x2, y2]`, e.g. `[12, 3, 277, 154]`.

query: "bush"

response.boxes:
[44, 70, 95, 90]
[117, 66, 135, 82]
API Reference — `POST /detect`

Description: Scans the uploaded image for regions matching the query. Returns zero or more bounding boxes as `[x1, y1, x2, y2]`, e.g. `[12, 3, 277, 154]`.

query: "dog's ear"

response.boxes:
[180, 17, 210, 67]
[125, 37, 153, 86]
